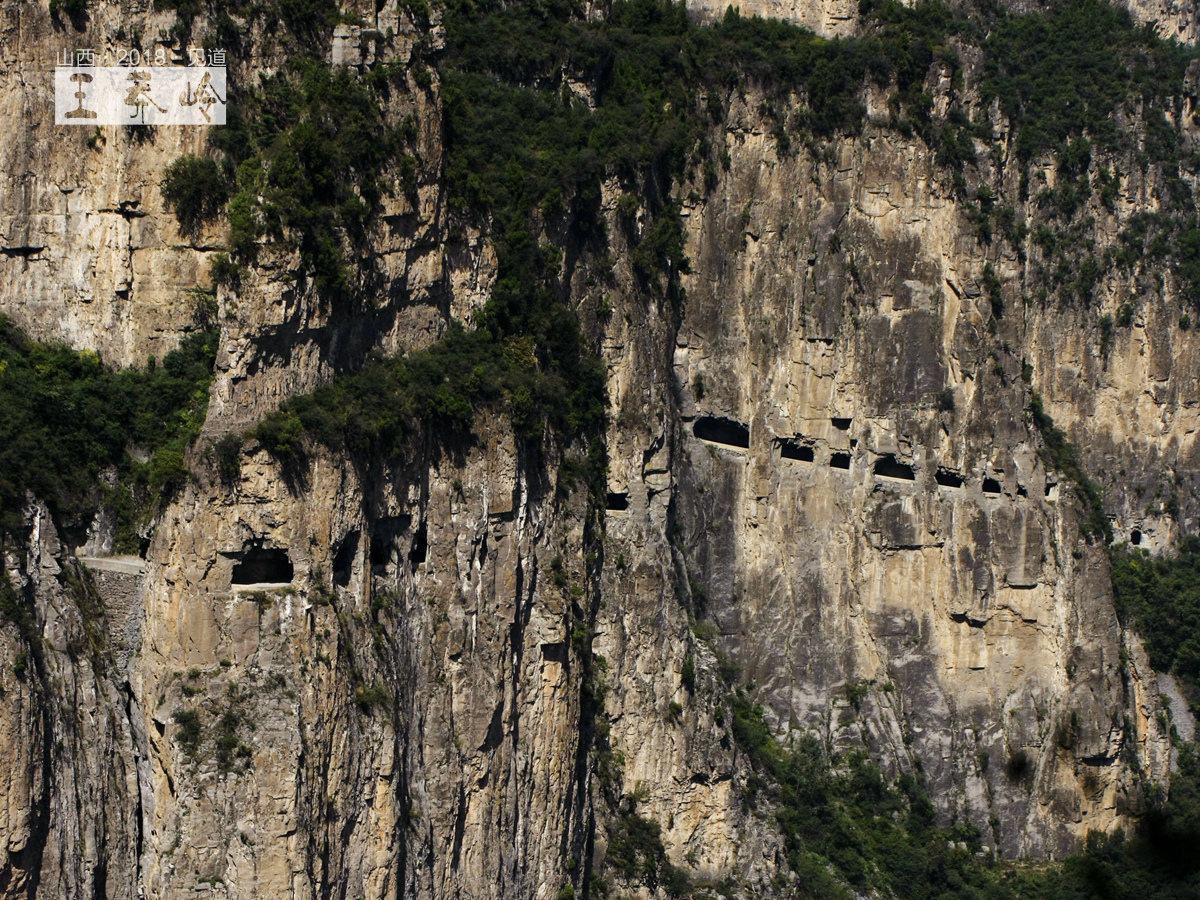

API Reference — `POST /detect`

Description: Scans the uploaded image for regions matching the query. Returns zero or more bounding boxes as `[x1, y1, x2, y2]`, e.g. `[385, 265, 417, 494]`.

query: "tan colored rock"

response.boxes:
[0, 3, 1195, 896]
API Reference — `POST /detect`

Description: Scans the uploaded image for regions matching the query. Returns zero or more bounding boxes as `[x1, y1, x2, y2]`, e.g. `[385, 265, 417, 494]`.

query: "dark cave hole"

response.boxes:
[1005, 749, 1033, 781]
[694, 416, 750, 449]
[832, 417, 852, 430]
[983, 478, 1003, 494]
[1045, 482, 1057, 497]
[370, 537, 391, 569]
[1131, 529, 1142, 545]
[409, 525, 428, 573]
[370, 516, 411, 571]
[333, 531, 359, 587]
[232, 548, 294, 585]
[778, 439, 815, 462]
[935, 469, 964, 488]
[874, 455, 916, 481]
[830, 452, 851, 470]
[606, 492, 629, 511]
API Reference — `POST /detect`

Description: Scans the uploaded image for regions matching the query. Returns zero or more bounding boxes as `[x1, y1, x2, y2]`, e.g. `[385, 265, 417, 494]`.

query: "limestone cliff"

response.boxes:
[0, 0, 1195, 897]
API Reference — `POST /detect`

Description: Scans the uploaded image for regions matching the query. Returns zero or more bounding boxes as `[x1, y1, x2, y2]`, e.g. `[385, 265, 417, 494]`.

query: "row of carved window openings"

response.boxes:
[231, 525, 431, 590]
[693, 416, 854, 452]
[779, 442, 1050, 497]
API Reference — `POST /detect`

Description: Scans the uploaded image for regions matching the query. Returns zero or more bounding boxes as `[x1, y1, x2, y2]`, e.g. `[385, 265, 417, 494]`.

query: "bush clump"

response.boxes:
[162, 155, 228, 233]
[729, 693, 1200, 898]
[0, 316, 217, 546]
[1028, 392, 1110, 542]
[1113, 538, 1200, 712]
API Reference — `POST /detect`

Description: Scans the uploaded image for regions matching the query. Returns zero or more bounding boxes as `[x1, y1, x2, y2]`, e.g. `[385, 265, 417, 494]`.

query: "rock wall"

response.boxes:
[653, 93, 1179, 857]
[685, 0, 860, 38]
[0, 0, 1194, 896]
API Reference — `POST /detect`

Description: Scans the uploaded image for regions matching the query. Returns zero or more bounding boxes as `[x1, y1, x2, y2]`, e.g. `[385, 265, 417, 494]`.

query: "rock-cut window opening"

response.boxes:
[370, 537, 392, 569]
[693, 416, 750, 450]
[983, 477, 1003, 494]
[830, 452, 851, 470]
[409, 525, 428, 573]
[333, 531, 359, 587]
[370, 515, 411, 571]
[1131, 529, 1142, 546]
[831, 417, 852, 431]
[874, 455, 916, 481]
[606, 492, 630, 511]
[935, 469, 964, 488]
[232, 548, 294, 585]
[778, 439, 815, 462]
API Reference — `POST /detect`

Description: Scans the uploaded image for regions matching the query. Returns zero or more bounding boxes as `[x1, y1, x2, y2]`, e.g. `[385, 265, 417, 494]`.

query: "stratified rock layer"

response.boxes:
[0, 0, 1194, 896]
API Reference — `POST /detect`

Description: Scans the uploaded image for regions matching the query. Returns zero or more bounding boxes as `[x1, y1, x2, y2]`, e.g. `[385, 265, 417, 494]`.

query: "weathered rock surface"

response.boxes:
[0, 0, 1194, 896]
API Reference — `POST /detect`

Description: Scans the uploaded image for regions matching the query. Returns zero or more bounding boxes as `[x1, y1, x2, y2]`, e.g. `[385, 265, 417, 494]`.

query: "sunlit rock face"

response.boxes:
[0, 0, 1193, 895]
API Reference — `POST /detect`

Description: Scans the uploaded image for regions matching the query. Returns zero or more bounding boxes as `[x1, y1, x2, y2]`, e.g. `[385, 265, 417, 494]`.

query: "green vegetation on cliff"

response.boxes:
[729, 695, 1200, 899]
[978, 0, 1195, 163]
[255, 319, 604, 458]
[1028, 392, 1111, 542]
[1113, 539, 1200, 715]
[0, 316, 217, 547]
[239, 0, 1200, 463]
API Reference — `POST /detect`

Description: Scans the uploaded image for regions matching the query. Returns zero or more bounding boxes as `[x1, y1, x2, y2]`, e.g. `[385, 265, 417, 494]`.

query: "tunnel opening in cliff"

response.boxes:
[333, 531, 359, 586]
[832, 417, 852, 431]
[983, 477, 1003, 494]
[778, 438, 815, 462]
[830, 452, 851, 470]
[874, 455, 916, 481]
[694, 416, 750, 449]
[1131, 529, 1142, 545]
[370, 516, 411, 572]
[935, 469, 964, 488]
[232, 548, 294, 585]
[409, 525, 428, 572]
[606, 492, 629, 511]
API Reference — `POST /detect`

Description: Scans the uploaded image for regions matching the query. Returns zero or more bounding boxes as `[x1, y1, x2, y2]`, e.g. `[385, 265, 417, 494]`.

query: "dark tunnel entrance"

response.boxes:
[778, 439, 815, 462]
[874, 455, 916, 481]
[935, 469, 964, 488]
[693, 416, 750, 449]
[333, 531, 359, 587]
[606, 493, 630, 511]
[232, 548, 294, 585]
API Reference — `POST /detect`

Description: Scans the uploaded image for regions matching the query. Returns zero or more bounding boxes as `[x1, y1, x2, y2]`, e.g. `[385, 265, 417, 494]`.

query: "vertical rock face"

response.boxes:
[0, 0, 1193, 897]
[656, 103, 1176, 856]
[685, 0, 860, 38]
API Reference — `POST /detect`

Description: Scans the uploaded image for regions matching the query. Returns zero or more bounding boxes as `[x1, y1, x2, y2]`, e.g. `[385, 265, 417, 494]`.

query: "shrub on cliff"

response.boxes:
[0, 316, 217, 547]
[1113, 539, 1200, 712]
[162, 155, 228, 234]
